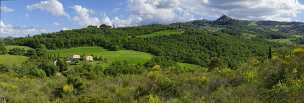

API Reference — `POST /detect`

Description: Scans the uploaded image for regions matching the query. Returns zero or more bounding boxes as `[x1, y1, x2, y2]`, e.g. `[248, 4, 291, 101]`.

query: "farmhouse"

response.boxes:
[65, 54, 81, 63]
[84, 56, 94, 62]
[65, 55, 94, 63]
[72, 55, 81, 60]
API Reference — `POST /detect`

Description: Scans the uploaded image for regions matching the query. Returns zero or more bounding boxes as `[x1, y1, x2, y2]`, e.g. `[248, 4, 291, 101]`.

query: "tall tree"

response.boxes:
[0, 42, 7, 55]
[268, 47, 272, 59]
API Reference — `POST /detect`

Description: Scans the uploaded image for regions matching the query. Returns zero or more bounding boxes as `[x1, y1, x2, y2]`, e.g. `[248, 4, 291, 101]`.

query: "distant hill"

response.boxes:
[172, 15, 304, 39]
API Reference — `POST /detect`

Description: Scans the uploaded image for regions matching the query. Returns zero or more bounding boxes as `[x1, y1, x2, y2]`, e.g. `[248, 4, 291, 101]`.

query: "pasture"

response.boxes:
[48, 47, 153, 65]
[0, 55, 29, 66]
[5, 45, 33, 50]
[137, 30, 183, 38]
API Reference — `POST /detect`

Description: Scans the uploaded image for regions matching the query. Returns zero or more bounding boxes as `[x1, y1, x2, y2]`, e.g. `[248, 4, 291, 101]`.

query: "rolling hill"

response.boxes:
[1, 15, 304, 103]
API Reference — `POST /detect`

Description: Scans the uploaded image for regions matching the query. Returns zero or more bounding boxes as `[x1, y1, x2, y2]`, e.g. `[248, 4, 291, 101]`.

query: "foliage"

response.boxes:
[0, 42, 8, 55]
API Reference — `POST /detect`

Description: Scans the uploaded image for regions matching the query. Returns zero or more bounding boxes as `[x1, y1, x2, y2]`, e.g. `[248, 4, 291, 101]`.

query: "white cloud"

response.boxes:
[115, 0, 304, 26]
[72, 5, 100, 26]
[127, 0, 185, 24]
[100, 15, 113, 26]
[27, 0, 67, 16]
[0, 21, 47, 37]
[203, 0, 304, 21]
[0, 6, 14, 13]
[53, 22, 60, 26]
[62, 27, 70, 30]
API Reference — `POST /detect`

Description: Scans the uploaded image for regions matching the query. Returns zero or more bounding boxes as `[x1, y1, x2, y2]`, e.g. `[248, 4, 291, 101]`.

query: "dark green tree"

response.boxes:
[208, 57, 224, 71]
[57, 59, 68, 72]
[268, 47, 272, 59]
[0, 42, 7, 55]
[36, 44, 48, 57]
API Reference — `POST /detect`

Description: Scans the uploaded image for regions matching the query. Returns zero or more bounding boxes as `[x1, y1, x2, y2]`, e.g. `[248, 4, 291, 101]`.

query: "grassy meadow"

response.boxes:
[48, 47, 153, 65]
[0, 55, 29, 66]
[5, 45, 33, 50]
[137, 30, 183, 38]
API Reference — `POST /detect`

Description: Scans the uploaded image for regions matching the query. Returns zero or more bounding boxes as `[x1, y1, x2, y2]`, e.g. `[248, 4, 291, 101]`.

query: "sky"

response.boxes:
[1, 0, 304, 37]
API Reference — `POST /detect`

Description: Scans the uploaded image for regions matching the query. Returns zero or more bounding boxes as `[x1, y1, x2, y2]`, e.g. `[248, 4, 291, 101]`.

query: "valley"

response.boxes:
[0, 15, 304, 103]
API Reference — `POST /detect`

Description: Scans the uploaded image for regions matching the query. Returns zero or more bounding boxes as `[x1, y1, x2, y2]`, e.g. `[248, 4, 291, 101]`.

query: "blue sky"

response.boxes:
[1, 0, 304, 37]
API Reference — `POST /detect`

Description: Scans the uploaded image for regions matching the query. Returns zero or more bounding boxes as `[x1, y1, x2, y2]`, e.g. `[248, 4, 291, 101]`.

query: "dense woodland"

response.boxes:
[0, 16, 304, 103]
[8, 24, 272, 68]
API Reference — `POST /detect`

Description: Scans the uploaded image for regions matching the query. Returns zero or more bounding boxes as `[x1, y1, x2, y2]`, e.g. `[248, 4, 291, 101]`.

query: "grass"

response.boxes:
[294, 47, 304, 53]
[268, 39, 292, 45]
[5, 45, 32, 50]
[138, 30, 183, 38]
[0, 55, 29, 66]
[48, 47, 153, 65]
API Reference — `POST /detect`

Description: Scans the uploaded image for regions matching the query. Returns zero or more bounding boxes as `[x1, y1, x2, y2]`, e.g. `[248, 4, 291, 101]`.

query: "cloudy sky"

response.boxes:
[1, 0, 304, 37]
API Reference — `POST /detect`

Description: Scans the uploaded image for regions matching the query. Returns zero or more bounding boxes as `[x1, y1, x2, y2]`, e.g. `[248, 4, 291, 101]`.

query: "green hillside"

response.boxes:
[1, 15, 304, 103]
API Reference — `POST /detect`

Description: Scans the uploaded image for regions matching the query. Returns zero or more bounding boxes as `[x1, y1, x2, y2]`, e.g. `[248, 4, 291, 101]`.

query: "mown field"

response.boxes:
[0, 55, 29, 66]
[5, 45, 33, 50]
[137, 30, 183, 38]
[48, 47, 153, 65]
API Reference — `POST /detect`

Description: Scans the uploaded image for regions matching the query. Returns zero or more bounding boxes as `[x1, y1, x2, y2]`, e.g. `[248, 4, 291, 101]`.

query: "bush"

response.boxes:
[136, 72, 179, 99]
[145, 56, 177, 68]
[104, 61, 145, 76]
[0, 43, 7, 55]
[0, 64, 9, 73]
[39, 62, 58, 77]
[30, 67, 47, 78]
[8, 48, 27, 55]
[67, 76, 84, 95]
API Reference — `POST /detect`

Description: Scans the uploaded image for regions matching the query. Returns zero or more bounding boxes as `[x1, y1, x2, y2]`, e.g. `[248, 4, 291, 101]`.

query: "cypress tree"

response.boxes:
[268, 47, 272, 59]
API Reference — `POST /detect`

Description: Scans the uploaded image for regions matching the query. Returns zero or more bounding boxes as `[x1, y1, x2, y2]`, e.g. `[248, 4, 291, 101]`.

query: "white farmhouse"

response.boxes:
[84, 56, 94, 62]
[72, 55, 81, 60]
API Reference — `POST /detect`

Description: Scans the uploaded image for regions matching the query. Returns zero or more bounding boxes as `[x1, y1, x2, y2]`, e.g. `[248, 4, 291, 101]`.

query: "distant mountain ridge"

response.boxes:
[172, 15, 304, 37]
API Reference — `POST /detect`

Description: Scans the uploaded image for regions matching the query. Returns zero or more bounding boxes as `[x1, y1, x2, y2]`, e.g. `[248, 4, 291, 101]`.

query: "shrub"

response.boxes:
[0, 43, 7, 55]
[136, 72, 179, 99]
[30, 67, 47, 78]
[0, 64, 9, 73]
[8, 48, 27, 55]
[145, 56, 177, 68]
[63, 84, 74, 94]
[67, 76, 84, 95]
[39, 62, 58, 77]
[104, 61, 145, 76]
[146, 94, 161, 103]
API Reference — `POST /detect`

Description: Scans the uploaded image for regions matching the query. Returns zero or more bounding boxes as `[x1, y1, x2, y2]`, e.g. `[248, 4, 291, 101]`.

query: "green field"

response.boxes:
[0, 55, 29, 66]
[268, 39, 292, 44]
[138, 30, 183, 38]
[48, 47, 153, 65]
[5, 45, 33, 50]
